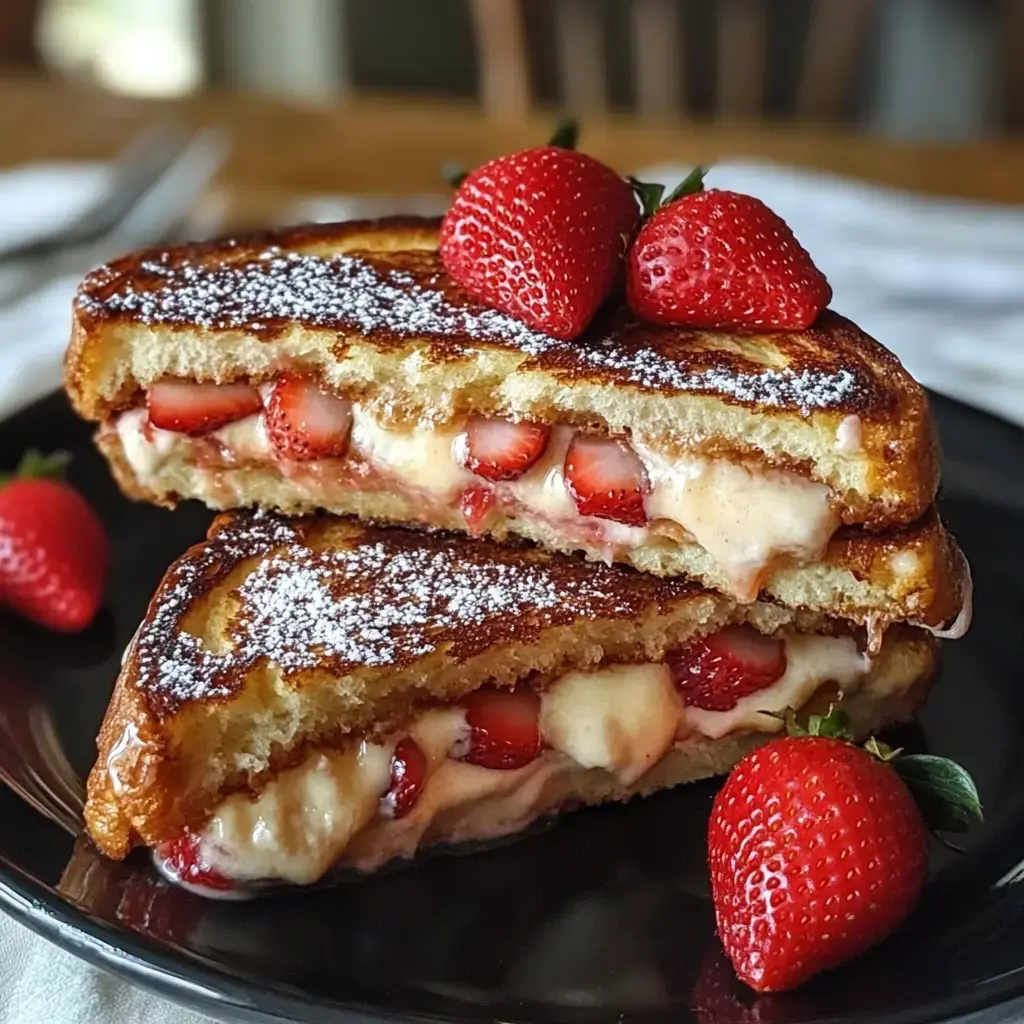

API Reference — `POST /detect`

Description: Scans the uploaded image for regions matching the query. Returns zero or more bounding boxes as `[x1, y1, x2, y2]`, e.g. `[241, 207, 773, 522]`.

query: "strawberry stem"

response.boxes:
[0, 449, 69, 486]
[629, 166, 708, 222]
[548, 118, 579, 150]
[761, 704, 855, 740]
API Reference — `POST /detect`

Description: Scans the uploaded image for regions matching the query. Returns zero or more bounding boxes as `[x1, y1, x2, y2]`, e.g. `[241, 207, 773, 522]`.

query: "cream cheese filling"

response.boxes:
[114, 403, 839, 602]
[634, 440, 837, 602]
[191, 632, 869, 887]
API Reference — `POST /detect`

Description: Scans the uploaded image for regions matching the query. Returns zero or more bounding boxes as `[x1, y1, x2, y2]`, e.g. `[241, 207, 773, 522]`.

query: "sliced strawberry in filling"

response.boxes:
[666, 624, 786, 712]
[265, 375, 353, 460]
[379, 737, 428, 819]
[457, 416, 550, 481]
[459, 486, 497, 533]
[147, 380, 262, 436]
[563, 434, 649, 527]
[460, 686, 543, 770]
[158, 832, 235, 891]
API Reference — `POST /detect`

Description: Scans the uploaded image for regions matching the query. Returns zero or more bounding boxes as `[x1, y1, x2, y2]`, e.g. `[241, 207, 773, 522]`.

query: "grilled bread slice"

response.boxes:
[65, 218, 942, 606]
[85, 512, 937, 891]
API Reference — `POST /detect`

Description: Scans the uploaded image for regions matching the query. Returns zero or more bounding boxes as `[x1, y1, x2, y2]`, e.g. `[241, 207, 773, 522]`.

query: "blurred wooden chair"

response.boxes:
[468, 0, 877, 120]
[0, 0, 42, 68]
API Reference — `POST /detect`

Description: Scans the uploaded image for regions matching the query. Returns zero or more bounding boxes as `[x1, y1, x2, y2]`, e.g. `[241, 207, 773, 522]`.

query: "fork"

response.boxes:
[0, 125, 231, 312]
[0, 122, 197, 269]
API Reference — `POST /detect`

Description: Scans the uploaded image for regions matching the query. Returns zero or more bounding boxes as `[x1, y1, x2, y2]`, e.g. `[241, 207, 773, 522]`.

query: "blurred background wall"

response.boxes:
[6, 0, 1024, 138]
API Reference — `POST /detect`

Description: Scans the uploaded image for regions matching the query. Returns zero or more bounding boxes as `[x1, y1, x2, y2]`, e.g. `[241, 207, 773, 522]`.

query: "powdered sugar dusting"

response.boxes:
[81, 248, 864, 412]
[80, 249, 550, 350]
[573, 335, 860, 413]
[131, 512, 683, 717]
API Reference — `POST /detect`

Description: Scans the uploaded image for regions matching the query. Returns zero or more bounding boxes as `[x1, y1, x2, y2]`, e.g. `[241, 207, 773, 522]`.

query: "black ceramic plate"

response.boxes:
[1, 391, 1023, 1024]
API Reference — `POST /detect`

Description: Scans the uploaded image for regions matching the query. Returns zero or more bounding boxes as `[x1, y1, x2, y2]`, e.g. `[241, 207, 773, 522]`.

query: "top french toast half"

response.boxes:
[66, 216, 938, 530]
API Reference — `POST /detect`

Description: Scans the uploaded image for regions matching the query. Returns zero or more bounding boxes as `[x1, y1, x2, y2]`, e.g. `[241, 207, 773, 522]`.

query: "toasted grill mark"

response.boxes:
[131, 511, 700, 720]
[74, 217, 894, 415]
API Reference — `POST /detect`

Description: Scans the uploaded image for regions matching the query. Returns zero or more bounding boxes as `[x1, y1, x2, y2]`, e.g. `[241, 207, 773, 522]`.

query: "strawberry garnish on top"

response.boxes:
[563, 433, 649, 527]
[666, 624, 786, 712]
[626, 168, 831, 330]
[147, 379, 262, 435]
[460, 685, 543, 770]
[457, 416, 550, 481]
[708, 707, 983, 993]
[0, 450, 107, 632]
[265, 374, 353, 460]
[441, 120, 639, 340]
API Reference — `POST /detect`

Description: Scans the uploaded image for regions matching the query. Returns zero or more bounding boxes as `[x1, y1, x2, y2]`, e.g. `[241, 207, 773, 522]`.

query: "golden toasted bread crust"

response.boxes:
[66, 217, 938, 527]
[84, 510, 938, 861]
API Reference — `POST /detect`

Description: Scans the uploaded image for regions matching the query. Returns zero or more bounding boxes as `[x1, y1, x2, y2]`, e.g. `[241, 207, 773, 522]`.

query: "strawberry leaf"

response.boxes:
[444, 118, 578, 189]
[628, 177, 666, 220]
[548, 118, 579, 150]
[0, 449, 70, 486]
[664, 165, 707, 204]
[807, 707, 853, 739]
[894, 754, 983, 834]
[863, 735, 902, 762]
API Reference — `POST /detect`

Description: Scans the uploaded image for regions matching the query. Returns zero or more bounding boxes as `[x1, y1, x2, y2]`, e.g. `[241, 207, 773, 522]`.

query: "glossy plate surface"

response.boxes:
[0, 391, 1022, 1024]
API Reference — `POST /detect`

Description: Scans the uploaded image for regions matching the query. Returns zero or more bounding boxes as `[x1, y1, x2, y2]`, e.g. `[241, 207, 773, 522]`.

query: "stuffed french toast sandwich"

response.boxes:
[68, 145, 970, 896]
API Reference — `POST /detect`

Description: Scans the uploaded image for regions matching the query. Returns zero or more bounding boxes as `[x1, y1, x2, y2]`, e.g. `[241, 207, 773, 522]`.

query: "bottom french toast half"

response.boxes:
[85, 512, 937, 895]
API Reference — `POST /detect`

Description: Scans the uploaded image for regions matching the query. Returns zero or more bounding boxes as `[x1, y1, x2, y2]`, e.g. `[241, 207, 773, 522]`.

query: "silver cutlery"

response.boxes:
[0, 125, 231, 312]
[0, 123, 194, 268]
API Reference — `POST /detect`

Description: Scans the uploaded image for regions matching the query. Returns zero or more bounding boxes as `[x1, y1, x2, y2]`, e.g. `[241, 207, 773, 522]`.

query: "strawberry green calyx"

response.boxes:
[547, 118, 579, 150]
[764, 704, 983, 834]
[442, 162, 468, 189]
[442, 118, 581, 191]
[629, 166, 707, 220]
[627, 178, 667, 220]
[0, 449, 70, 487]
[665, 165, 706, 203]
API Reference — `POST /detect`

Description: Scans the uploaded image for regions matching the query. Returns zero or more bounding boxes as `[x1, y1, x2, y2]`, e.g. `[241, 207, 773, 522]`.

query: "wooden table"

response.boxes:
[5, 75, 1024, 228]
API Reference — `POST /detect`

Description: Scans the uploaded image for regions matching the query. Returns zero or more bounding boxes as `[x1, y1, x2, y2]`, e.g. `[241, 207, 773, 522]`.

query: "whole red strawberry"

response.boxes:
[627, 170, 831, 330]
[441, 122, 638, 340]
[707, 710, 981, 993]
[0, 451, 108, 632]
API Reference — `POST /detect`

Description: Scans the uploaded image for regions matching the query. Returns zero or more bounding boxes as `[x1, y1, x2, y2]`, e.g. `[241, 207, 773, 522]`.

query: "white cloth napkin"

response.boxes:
[0, 164, 110, 421]
[1, 159, 1023, 1024]
[0, 915, 213, 1024]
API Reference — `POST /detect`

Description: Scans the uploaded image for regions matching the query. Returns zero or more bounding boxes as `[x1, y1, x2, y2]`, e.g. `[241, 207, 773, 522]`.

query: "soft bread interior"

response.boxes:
[66, 219, 938, 526]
